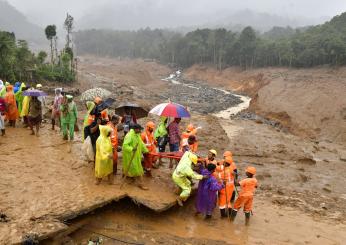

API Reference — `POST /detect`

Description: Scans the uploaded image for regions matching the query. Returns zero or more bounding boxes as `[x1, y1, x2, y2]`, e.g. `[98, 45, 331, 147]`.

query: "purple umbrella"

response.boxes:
[23, 89, 47, 97]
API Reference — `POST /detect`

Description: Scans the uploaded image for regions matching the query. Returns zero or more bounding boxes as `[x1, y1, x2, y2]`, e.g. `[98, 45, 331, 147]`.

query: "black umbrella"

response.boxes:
[114, 102, 148, 119]
[91, 98, 116, 116]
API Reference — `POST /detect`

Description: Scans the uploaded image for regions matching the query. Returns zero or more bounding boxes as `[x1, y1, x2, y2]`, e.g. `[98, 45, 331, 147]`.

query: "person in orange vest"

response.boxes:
[231, 166, 258, 225]
[94, 97, 109, 121]
[107, 115, 120, 175]
[180, 124, 200, 152]
[216, 151, 238, 201]
[201, 149, 217, 167]
[217, 156, 237, 218]
[141, 121, 157, 177]
[181, 135, 198, 153]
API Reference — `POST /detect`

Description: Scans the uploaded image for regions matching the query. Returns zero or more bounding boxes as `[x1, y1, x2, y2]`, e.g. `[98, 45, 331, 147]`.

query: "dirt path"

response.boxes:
[0, 127, 177, 244]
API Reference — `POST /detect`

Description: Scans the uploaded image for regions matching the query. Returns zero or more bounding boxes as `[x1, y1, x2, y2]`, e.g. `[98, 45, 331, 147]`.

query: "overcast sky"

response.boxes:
[6, 0, 346, 28]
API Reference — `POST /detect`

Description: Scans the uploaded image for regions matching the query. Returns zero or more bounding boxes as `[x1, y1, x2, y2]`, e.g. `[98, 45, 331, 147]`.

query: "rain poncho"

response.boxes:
[154, 116, 168, 139]
[52, 88, 63, 119]
[195, 167, 223, 216]
[15, 83, 26, 115]
[82, 101, 95, 142]
[4, 85, 19, 121]
[20, 96, 31, 117]
[13, 82, 21, 93]
[95, 125, 113, 178]
[0, 80, 6, 98]
[60, 96, 78, 139]
[122, 129, 148, 177]
[172, 152, 203, 199]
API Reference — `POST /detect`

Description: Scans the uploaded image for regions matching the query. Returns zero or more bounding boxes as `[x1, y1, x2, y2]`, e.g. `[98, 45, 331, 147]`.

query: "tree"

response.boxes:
[64, 13, 74, 49]
[45, 25, 57, 64]
[238, 26, 257, 69]
[37, 51, 47, 64]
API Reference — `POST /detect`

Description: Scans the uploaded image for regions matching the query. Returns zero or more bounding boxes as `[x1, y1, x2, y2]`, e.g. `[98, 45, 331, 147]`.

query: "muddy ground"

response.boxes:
[1, 57, 346, 244]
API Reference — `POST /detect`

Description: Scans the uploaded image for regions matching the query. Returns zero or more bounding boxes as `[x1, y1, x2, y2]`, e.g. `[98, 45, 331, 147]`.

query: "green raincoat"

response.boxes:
[172, 151, 203, 199]
[15, 83, 26, 115]
[60, 96, 78, 139]
[95, 125, 113, 178]
[122, 129, 148, 177]
[154, 116, 168, 139]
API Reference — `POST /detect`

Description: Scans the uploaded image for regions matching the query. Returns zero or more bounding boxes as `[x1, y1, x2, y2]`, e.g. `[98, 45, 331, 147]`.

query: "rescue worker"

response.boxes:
[204, 149, 218, 166]
[122, 123, 149, 190]
[107, 115, 120, 175]
[154, 116, 168, 152]
[181, 135, 197, 153]
[180, 123, 200, 152]
[217, 156, 237, 218]
[216, 151, 238, 202]
[172, 151, 205, 206]
[94, 97, 109, 121]
[141, 121, 157, 177]
[231, 166, 258, 225]
[82, 101, 95, 142]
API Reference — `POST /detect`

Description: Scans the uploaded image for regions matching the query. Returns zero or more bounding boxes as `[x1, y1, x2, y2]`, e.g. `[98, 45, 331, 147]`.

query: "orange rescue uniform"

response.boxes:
[234, 178, 258, 212]
[217, 162, 236, 209]
[141, 128, 157, 170]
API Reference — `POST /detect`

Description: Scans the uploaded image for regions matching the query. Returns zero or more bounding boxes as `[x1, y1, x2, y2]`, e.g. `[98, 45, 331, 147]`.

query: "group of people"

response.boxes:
[0, 80, 45, 136]
[173, 150, 258, 225]
[1, 79, 258, 225]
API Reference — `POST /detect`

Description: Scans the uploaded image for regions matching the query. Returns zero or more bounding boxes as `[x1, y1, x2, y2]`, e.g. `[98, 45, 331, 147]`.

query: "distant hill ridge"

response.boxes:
[0, 0, 45, 48]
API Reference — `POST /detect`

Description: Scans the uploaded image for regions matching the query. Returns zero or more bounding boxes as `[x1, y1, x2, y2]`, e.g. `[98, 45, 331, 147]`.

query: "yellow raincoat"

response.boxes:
[172, 152, 203, 199]
[20, 96, 31, 117]
[95, 125, 113, 178]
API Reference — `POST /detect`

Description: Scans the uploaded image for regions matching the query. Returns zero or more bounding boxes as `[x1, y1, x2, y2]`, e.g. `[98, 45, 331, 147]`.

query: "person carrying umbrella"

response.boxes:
[28, 96, 42, 136]
[141, 121, 157, 177]
[122, 123, 149, 190]
[60, 95, 78, 141]
[154, 116, 168, 153]
[4, 84, 19, 128]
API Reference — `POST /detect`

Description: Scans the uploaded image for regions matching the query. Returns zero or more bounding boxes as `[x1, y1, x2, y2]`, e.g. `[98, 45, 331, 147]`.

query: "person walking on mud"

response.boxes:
[0, 96, 6, 136]
[60, 95, 78, 141]
[51, 88, 63, 130]
[122, 123, 149, 190]
[231, 166, 258, 225]
[95, 125, 114, 185]
[28, 96, 42, 136]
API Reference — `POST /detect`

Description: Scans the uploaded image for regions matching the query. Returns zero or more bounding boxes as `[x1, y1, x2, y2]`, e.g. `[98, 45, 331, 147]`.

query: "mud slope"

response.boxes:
[185, 65, 346, 144]
[0, 127, 177, 244]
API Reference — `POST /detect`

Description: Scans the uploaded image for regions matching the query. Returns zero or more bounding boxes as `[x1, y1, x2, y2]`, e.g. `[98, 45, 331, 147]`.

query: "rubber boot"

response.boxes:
[245, 212, 251, 226]
[1, 129, 5, 136]
[205, 214, 212, 220]
[230, 209, 238, 222]
[220, 209, 227, 218]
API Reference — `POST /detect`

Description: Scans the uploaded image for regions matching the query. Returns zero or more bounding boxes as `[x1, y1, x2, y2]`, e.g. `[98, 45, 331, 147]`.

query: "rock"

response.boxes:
[339, 151, 346, 162]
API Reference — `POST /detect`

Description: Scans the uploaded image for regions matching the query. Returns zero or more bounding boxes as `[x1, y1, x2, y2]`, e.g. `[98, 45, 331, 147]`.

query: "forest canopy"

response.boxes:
[75, 12, 346, 69]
